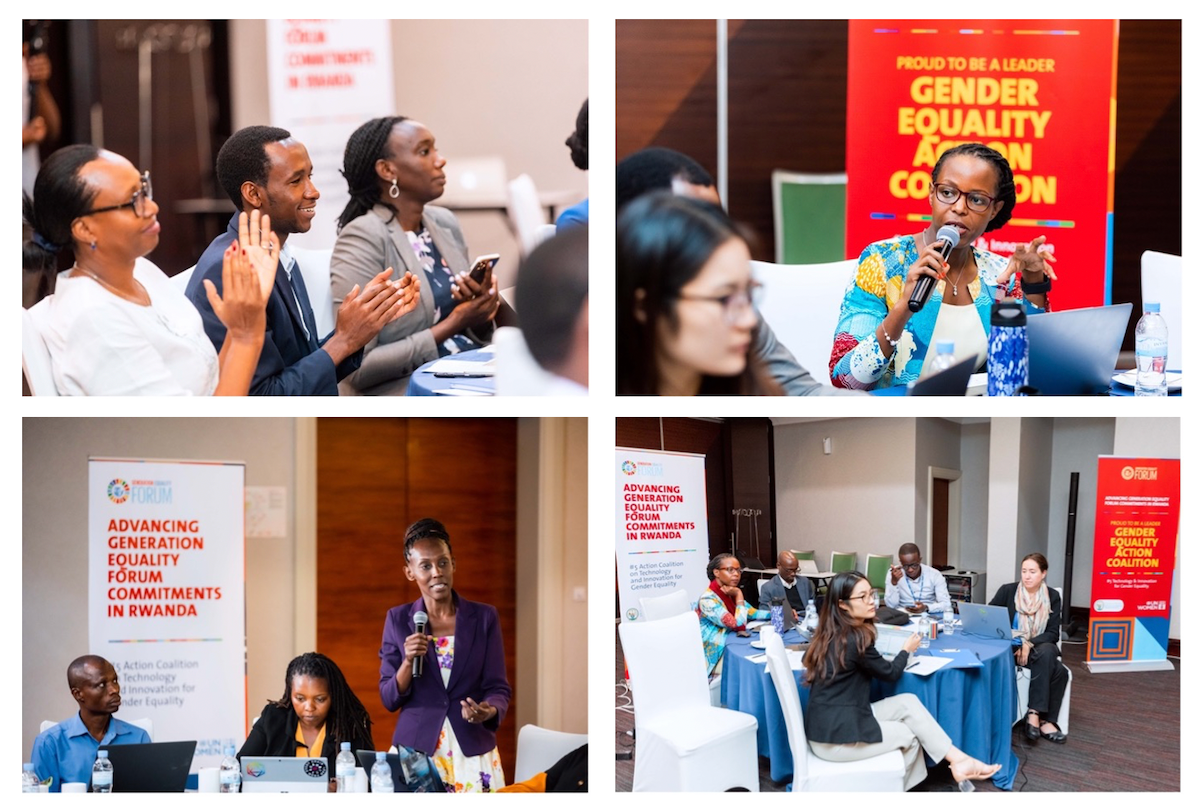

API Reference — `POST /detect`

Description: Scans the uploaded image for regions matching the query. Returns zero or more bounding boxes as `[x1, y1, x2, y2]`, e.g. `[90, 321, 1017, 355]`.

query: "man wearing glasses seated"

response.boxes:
[757, 550, 815, 621]
[885, 543, 951, 615]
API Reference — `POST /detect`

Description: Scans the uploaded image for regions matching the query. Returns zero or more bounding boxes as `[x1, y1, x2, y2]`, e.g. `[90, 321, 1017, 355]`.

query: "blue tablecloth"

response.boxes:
[406, 347, 495, 396]
[722, 627, 1019, 790]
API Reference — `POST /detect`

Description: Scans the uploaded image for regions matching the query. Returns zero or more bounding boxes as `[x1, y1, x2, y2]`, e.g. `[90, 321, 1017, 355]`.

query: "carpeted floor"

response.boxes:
[614, 627, 1180, 792]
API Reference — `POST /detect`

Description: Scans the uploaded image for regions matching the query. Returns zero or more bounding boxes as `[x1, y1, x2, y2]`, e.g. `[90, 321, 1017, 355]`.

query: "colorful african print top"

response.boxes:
[697, 587, 765, 678]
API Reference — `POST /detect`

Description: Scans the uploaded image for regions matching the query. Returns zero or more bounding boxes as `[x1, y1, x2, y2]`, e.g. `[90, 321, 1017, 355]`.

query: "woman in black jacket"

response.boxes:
[802, 571, 999, 790]
[238, 652, 374, 787]
[989, 553, 1070, 744]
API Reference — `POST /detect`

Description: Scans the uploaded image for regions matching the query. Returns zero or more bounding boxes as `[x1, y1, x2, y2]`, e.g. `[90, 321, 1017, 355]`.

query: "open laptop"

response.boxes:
[357, 748, 446, 793]
[1027, 303, 1133, 394]
[908, 355, 976, 396]
[875, 623, 917, 660]
[797, 558, 820, 576]
[241, 756, 329, 793]
[958, 603, 1018, 643]
[106, 741, 196, 792]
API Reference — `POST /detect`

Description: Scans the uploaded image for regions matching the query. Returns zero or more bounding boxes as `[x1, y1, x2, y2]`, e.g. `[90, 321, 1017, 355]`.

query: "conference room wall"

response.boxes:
[230, 19, 589, 288]
[22, 418, 299, 760]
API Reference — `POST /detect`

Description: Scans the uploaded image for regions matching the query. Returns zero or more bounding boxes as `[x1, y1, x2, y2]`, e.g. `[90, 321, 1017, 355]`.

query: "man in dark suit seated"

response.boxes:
[757, 550, 815, 620]
[186, 125, 416, 395]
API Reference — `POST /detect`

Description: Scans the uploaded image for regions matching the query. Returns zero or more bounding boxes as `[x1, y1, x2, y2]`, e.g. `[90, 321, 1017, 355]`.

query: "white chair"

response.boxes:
[512, 724, 587, 783]
[1140, 250, 1182, 371]
[753, 258, 857, 387]
[535, 223, 557, 247]
[507, 173, 549, 258]
[292, 247, 334, 339]
[172, 264, 196, 291]
[492, 325, 559, 395]
[762, 631, 905, 791]
[618, 611, 759, 791]
[23, 300, 59, 395]
[638, 589, 692, 621]
[1013, 587, 1072, 734]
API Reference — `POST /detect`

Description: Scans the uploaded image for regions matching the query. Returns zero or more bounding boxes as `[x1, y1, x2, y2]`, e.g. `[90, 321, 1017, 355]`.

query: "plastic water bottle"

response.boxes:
[22, 763, 40, 793]
[92, 750, 113, 793]
[219, 746, 241, 793]
[918, 616, 932, 648]
[336, 742, 357, 792]
[1134, 302, 1168, 396]
[804, 599, 818, 633]
[929, 339, 957, 374]
[370, 752, 393, 793]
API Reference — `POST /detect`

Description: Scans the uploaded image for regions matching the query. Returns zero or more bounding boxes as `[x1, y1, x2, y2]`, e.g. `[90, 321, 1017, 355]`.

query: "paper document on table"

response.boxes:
[426, 357, 496, 375]
[786, 649, 807, 671]
[904, 655, 953, 676]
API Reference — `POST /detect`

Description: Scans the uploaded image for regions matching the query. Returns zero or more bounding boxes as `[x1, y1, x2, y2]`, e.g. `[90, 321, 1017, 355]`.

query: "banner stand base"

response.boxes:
[1084, 659, 1175, 674]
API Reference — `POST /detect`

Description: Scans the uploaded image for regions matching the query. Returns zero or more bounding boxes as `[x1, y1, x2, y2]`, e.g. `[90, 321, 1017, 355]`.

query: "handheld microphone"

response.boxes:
[908, 225, 960, 313]
[412, 611, 428, 678]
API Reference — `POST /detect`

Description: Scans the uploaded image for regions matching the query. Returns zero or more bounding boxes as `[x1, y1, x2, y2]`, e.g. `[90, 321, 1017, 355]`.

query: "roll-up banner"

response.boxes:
[1086, 456, 1180, 673]
[615, 449, 709, 622]
[89, 458, 246, 770]
[266, 19, 395, 249]
[846, 20, 1118, 310]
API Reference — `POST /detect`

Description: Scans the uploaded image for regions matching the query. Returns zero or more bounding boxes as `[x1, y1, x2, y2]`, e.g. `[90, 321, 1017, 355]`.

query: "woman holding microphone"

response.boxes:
[379, 519, 511, 792]
[803, 571, 999, 790]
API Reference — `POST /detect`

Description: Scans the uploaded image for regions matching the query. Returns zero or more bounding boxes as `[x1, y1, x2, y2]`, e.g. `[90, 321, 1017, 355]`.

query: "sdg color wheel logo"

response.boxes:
[107, 479, 130, 504]
[621, 460, 636, 475]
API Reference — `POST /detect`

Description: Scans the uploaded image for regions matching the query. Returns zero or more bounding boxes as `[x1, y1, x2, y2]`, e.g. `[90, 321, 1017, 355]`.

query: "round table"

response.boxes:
[406, 347, 495, 396]
[721, 624, 1019, 789]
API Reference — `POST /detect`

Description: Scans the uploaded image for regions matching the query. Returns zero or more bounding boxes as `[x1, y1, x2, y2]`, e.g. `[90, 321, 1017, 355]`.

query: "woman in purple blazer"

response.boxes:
[379, 518, 511, 792]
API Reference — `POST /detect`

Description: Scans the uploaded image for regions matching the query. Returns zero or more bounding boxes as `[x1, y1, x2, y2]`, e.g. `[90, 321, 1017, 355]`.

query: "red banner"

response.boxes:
[846, 20, 1118, 310]
[1087, 457, 1179, 665]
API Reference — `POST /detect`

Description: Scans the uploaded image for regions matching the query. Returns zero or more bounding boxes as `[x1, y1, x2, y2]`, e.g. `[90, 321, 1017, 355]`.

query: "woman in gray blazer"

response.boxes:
[331, 117, 498, 395]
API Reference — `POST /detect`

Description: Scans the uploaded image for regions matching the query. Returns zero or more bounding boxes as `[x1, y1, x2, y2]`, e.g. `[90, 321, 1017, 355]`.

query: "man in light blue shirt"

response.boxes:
[884, 543, 952, 615]
[31, 656, 151, 791]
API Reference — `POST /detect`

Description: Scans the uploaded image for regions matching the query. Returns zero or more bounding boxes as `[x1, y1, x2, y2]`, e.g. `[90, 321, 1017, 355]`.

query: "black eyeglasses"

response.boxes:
[932, 183, 995, 213]
[901, 561, 923, 572]
[83, 171, 154, 218]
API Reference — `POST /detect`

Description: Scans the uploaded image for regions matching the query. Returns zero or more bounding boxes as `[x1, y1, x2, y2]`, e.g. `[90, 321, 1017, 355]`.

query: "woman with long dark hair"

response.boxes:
[330, 117, 498, 395]
[830, 142, 1057, 389]
[379, 519, 511, 792]
[802, 571, 1000, 790]
[23, 145, 272, 395]
[617, 192, 780, 395]
[238, 652, 374, 786]
[989, 553, 1070, 744]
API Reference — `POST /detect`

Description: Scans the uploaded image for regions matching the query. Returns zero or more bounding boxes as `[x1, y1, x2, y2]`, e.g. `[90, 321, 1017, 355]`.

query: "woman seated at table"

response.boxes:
[803, 571, 1000, 791]
[24, 145, 274, 395]
[331, 116, 496, 395]
[617, 192, 780, 395]
[239, 652, 374, 786]
[379, 518, 511, 792]
[697, 553, 767, 680]
[989, 553, 1070, 744]
[830, 143, 1058, 390]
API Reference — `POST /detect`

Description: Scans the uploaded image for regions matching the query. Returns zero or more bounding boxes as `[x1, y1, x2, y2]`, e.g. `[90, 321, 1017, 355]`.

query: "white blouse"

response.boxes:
[923, 301, 988, 377]
[43, 258, 219, 395]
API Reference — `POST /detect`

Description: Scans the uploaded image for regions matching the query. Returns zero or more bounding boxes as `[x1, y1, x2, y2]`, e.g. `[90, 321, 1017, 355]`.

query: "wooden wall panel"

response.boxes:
[316, 418, 518, 780]
[615, 19, 718, 170]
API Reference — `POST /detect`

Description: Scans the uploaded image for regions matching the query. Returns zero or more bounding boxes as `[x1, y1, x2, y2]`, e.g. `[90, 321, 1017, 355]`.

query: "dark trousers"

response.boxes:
[1026, 642, 1070, 723]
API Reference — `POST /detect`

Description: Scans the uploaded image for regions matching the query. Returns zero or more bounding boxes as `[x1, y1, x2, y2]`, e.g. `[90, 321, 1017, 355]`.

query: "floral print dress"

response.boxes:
[430, 635, 505, 792]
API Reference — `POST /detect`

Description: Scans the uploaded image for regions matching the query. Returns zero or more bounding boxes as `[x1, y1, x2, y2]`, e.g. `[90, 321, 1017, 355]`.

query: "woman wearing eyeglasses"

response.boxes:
[803, 571, 1001, 790]
[23, 145, 272, 395]
[830, 143, 1057, 390]
[697, 553, 766, 680]
[617, 192, 781, 395]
